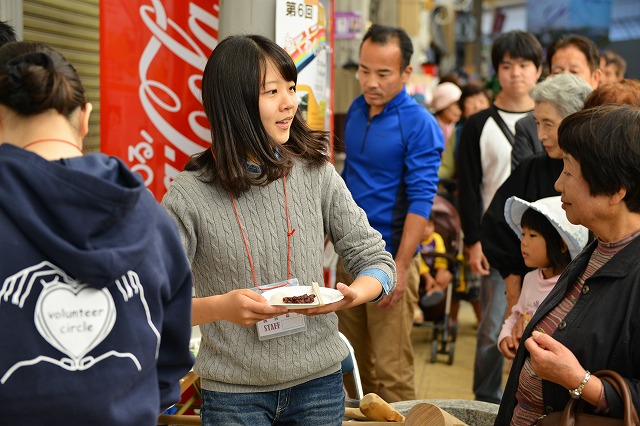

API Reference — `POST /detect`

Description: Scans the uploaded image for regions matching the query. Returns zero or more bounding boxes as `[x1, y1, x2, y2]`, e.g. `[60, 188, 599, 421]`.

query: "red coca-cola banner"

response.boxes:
[100, 0, 219, 201]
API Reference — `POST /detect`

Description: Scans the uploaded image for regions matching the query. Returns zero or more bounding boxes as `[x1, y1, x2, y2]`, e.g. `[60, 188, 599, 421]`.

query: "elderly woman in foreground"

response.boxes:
[495, 104, 640, 425]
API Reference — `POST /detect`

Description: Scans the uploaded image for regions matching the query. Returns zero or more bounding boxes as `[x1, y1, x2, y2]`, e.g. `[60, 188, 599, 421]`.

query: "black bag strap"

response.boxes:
[489, 104, 515, 147]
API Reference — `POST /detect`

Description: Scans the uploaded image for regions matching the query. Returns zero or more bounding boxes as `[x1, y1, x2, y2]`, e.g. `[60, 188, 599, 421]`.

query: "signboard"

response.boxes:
[335, 11, 361, 40]
[100, 0, 220, 200]
[275, 0, 332, 133]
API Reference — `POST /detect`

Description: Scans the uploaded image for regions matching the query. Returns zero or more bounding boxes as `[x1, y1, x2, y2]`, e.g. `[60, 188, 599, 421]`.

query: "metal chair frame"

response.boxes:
[339, 331, 364, 401]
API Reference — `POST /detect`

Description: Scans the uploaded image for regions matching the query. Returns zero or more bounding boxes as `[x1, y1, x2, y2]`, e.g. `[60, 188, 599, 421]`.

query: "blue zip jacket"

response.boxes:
[342, 88, 443, 256]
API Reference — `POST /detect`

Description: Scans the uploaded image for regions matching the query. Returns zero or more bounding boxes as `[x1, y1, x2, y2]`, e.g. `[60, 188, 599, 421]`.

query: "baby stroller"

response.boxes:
[414, 195, 463, 365]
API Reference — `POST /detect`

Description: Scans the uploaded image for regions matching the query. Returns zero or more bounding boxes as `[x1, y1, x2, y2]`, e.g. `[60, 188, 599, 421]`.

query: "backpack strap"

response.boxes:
[489, 104, 515, 146]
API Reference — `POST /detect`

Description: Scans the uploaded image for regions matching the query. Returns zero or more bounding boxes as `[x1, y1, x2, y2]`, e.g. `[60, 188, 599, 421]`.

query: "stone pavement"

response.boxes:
[412, 301, 510, 401]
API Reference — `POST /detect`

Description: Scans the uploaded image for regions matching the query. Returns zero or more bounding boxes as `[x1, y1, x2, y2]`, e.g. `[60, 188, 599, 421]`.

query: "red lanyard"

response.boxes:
[229, 175, 296, 288]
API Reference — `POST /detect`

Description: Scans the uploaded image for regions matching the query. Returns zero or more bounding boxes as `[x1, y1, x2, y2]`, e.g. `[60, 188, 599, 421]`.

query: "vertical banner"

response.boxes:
[100, 0, 219, 201]
[275, 0, 333, 135]
[275, 0, 336, 287]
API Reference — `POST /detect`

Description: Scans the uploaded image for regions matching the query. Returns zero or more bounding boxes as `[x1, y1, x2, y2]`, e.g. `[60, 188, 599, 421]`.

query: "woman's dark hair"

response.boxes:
[558, 104, 640, 212]
[0, 21, 17, 46]
[186, 34, 329, 195]
[547, 34, 600, 73]
[520, 208, 571, 273]
[361, 24, 413, 70]
[457, 82, 489, 118]
[491, 30, 542, 73]
[0, 41, 87, 118]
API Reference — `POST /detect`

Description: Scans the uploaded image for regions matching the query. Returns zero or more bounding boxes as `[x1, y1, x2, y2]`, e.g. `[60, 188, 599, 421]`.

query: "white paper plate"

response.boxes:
[262, 285, 344, 309]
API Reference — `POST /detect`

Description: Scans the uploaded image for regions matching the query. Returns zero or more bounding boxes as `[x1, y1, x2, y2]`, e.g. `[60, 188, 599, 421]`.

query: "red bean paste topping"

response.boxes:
[282, 294, 316, 304]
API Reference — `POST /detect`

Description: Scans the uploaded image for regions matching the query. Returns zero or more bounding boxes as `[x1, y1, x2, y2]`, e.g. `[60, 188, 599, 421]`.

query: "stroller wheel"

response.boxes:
[449, 322, 458, 342]
[447, 342, 455, 365]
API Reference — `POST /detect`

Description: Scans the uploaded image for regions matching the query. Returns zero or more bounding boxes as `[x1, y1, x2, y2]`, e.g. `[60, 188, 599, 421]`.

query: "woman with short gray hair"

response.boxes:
[479, 73, 592, 333]
[530, 73, 593, 119]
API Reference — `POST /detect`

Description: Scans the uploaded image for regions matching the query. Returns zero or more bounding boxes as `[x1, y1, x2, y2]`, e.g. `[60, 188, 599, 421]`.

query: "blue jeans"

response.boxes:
[472, 267, 506, 404]
[200, 371, 345, 425]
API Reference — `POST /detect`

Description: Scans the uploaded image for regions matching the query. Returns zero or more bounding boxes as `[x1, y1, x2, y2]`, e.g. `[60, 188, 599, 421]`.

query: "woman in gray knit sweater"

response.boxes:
[162, 34, 396, 425]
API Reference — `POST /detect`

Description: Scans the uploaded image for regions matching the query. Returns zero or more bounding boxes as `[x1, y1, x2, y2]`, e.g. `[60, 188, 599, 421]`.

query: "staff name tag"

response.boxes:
[256, 312, 306, 341]
[253, 278, 306, 340]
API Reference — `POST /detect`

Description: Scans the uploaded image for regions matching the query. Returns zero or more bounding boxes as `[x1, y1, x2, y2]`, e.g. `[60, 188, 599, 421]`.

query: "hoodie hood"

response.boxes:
[0, 144, 157, 288]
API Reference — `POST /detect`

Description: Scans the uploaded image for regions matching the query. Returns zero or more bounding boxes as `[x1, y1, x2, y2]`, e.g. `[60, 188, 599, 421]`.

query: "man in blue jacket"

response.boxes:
[337, 24, 443, 402]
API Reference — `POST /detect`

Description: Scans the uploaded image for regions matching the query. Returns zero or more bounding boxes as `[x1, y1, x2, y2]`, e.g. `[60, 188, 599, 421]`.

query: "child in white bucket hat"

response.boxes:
[497, 196, 588, 359]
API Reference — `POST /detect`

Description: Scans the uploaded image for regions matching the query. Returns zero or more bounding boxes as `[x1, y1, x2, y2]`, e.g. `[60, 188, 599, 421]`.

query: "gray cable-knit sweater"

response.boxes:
[162, 160, 395, 392]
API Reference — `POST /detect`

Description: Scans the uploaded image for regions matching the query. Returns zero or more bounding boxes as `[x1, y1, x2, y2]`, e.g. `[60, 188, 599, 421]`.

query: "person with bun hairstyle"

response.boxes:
[0, 42, 194, 424]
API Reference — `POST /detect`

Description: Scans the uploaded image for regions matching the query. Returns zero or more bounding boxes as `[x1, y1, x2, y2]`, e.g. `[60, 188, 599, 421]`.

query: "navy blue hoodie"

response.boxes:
[0, 144, 194, 425]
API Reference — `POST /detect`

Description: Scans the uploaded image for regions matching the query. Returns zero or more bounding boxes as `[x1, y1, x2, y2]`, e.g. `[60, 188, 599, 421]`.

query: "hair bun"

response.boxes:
[4, 51, 54, 84]
[6, 51, 54, 70]
[1, 51, 59, 115]
[0, 41, 86, 117]
[4, 52, 55, 94]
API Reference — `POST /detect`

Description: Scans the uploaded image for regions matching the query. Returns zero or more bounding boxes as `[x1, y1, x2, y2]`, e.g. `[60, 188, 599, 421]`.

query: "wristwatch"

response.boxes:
[569, 370, 591, 399]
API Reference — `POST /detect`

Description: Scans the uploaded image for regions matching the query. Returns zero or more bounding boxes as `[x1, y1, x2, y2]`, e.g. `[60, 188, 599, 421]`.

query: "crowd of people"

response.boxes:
[1, 11, 640, 426]
[422, 27, 640, 426]
[335, 20, 640, 426]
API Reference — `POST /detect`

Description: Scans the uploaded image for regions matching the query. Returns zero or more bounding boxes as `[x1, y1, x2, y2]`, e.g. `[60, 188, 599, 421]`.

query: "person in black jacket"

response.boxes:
[481, 74, 592, 320]
[495, 104, 640, 425]
[457, 30, 543, 404]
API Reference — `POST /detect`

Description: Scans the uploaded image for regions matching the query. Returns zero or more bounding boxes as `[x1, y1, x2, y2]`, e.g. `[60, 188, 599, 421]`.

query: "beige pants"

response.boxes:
[336, 255, 420, 403]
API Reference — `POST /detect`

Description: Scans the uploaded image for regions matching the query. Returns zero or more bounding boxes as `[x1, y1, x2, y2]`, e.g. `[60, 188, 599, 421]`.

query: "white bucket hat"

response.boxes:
[504, 196, 589, 260]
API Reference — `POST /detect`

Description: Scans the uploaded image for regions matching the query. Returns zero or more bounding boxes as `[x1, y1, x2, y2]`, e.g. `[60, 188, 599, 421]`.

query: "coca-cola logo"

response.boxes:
[127, 0, 218, 193]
